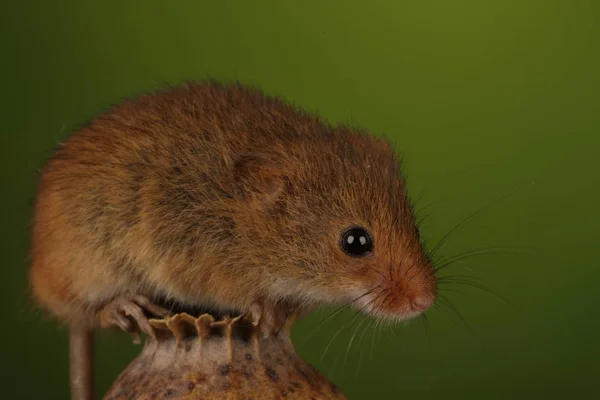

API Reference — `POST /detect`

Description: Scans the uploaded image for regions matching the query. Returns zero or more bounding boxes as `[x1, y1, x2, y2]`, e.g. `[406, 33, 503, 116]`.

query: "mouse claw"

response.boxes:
[249, 303, 263, 327]
[130, 332, 142, 345]
[98, 294, 170, 343]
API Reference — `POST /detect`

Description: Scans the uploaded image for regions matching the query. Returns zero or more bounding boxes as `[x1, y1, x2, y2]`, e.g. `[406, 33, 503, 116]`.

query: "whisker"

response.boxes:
[429, 183, 535, 257]
[320, 316, 351, 362]
[416, 208, 436, 227]
[437, 287, 468, 297]
[370, 316, 382, 361]
[320, 293, 381, 363]
[412, 193, 446, 219]
[344, 317, 367, 369]
[433, 298, 458, 325]
[375, 270, 390, 283]
[304, 284, 382, 341]
[438, 274, 510, 304]
[434, 245, 533, 272]
[410, 187, 426, 210]
[405, 257, 423, 287]
[353, 319, 373, 378]
[437, 294, 479, 344]
[376, 291, 395, 316]
[420, 312, 431, 349]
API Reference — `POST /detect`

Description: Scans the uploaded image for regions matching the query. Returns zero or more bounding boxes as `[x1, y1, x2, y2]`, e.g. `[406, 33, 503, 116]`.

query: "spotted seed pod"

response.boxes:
[103, 313, 347, 399]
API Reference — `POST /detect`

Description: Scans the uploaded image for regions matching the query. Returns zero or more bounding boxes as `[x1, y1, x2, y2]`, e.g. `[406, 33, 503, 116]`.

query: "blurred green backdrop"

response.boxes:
[1, 1, 599, 399]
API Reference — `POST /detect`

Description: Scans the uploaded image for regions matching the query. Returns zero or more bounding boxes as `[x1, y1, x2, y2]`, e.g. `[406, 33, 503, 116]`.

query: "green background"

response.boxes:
[2, 1, 599, 398]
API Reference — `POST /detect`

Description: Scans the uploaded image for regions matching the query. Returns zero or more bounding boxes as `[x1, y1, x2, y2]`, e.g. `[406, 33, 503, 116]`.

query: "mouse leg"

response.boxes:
[250, 302, 320, 337]
[97, 294, 170, 344]
[249, 302, 292, 337]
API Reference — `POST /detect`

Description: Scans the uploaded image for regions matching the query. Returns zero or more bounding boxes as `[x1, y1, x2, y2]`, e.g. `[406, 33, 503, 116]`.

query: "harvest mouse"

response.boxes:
[29, 81, 437, 399]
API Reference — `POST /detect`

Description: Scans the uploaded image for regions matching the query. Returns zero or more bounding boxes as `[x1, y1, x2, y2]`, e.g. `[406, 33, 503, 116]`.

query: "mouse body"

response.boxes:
[30, 81, 436, 337]
[30, 81, 438, 399]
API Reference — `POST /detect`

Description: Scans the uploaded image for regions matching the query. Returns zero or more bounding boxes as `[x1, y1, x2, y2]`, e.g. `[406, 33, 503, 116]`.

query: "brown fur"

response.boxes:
[29, 81, 436, 328]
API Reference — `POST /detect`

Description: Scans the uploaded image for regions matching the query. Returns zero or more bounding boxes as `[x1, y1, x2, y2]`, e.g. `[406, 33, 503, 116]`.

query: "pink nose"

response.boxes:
[410, 295, 433, 312]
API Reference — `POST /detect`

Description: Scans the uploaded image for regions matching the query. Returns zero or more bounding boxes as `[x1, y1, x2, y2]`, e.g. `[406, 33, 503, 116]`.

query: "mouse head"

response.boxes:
[232, 129, 437, 322]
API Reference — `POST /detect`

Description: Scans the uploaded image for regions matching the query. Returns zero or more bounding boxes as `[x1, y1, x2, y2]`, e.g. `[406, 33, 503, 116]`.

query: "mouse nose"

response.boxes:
[410, 294, 434, 312]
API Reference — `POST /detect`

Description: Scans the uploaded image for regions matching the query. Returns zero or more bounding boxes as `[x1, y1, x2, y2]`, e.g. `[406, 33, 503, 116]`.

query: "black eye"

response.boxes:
[340, 227, 373, 257]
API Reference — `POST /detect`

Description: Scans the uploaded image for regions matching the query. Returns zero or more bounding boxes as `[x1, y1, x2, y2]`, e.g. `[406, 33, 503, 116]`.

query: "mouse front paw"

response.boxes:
[97, 294, 170, 344]
[249, 302, 294, 338]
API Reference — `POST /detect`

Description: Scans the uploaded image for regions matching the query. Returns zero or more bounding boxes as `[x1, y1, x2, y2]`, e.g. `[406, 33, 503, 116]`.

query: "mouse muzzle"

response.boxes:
[355, 263, 437, 322]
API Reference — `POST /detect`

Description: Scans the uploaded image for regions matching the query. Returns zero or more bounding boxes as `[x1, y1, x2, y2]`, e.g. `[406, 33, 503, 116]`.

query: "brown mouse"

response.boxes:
[29, 81, 437, 399]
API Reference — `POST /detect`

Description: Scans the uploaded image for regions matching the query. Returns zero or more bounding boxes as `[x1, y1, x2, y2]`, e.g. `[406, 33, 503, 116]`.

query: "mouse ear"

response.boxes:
[232, 153, 287, 206]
